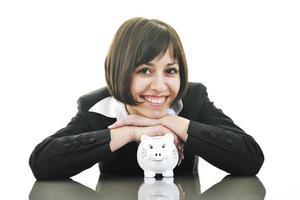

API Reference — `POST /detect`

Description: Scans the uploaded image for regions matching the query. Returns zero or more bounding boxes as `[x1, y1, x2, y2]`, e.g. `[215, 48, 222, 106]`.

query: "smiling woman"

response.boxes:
[127, 48, 180, 119]
[29, 17, 264, 180]
[104, 17, 188, 108]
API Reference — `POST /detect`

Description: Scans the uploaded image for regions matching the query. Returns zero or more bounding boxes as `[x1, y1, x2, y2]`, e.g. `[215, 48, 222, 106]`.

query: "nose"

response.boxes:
[150, 73, 168, 92]
[155, 153, 162, 157]
[154, 152, 163, 160]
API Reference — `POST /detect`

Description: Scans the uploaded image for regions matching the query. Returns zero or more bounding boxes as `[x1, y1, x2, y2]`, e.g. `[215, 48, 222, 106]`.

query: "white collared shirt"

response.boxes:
[89, 96, 183, 120]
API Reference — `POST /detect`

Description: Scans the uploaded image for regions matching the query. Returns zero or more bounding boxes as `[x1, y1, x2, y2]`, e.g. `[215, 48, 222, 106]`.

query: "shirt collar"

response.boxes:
[89, 96, 183, 120]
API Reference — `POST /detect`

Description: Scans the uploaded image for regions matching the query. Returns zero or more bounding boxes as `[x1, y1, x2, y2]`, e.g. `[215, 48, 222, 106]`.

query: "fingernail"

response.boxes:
[108, 125, 112, 129]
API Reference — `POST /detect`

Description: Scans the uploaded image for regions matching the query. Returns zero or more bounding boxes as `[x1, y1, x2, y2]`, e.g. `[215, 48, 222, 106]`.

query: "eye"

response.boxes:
[165, 67, 178, 75]
[149, 145, 153, 149]
[137, 65, 151, 75]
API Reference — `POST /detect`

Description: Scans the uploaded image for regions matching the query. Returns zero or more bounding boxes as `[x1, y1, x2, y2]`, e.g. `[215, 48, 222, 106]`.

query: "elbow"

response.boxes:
[246, 144, 265, 176]
[232, 152, 265, 176]
[29, 154, 69, 180]
[250, 152, 265, 175]
[29, 156, 52, 180]
[241, 158, 264, 176]
[30, 162, 70, 180]
[30, 167, 51, 180]
[235, 136, 265, 176]
[30, 166, 54, 180]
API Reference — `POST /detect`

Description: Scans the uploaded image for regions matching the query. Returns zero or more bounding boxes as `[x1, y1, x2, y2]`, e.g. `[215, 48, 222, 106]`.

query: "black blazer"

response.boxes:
[29, 82, 264, 179]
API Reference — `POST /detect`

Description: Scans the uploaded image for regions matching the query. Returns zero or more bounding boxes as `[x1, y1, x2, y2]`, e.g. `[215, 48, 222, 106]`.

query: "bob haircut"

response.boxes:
[105, 17, 188, 106]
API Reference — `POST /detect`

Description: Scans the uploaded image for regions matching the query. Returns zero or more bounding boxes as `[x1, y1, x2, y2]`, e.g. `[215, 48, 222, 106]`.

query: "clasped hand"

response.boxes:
[108, 114, 185, 162]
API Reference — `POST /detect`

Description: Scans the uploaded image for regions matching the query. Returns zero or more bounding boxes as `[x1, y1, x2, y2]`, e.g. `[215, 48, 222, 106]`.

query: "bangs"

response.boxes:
[134, 26, 177, 67]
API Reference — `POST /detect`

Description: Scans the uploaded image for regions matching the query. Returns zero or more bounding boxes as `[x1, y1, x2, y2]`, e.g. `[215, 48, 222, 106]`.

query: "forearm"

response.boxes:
[186, 120, 264, 175]
[109, 126, 134, 152]
[159, 115, 190, 142]
[29, 129, 112, 179]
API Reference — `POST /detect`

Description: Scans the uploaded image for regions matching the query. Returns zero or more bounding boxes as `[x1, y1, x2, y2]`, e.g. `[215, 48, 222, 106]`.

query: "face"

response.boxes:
[126, 48, 180, 119]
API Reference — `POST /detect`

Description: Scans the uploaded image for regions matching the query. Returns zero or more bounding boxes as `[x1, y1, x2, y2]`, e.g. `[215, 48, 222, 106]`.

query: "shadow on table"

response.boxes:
[29, 173, 265, 200]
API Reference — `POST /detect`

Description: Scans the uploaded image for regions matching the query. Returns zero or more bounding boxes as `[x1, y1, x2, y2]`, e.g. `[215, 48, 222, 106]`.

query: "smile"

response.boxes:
[142, 96, 167, 105]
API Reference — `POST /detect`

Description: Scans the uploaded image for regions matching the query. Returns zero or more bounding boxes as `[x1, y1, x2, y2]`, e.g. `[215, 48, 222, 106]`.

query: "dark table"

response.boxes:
[29, 173, 265, 200]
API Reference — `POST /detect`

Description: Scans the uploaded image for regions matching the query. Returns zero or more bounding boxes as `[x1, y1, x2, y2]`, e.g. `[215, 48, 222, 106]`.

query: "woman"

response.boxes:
[29, 17, 264, 180]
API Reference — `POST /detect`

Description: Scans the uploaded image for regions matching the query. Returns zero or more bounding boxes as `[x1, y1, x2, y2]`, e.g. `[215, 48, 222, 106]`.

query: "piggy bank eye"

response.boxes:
[149, 145, 153, 149]
[162, 144, 166, 148]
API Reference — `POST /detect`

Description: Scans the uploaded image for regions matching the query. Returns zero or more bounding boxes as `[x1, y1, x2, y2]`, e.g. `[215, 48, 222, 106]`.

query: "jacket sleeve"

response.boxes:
[29, 109, 114, 180]
[184, 84, 264, 175]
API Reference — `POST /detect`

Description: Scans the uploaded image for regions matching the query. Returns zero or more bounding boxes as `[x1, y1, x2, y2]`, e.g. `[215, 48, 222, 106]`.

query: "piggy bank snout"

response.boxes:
[152, 151, 164, 160]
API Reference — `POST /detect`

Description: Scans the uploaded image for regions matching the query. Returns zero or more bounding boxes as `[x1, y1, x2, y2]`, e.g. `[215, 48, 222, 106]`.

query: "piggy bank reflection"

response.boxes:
[137, 133, 179, 177]
[138, 178, 179, 200]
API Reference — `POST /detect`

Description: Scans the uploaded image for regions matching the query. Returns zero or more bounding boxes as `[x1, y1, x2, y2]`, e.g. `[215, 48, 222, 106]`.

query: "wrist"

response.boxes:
[129, 126, 138, 142]
[159, 114, 172, 126]
[160, 115, 190, 142]
[109, 126, 136, 152]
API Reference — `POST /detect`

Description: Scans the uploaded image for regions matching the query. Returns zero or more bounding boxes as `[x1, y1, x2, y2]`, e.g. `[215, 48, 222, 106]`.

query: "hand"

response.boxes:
[109, 114, 185, 162]
[109, 114, 189, 142]
[109, 115, 183, 146]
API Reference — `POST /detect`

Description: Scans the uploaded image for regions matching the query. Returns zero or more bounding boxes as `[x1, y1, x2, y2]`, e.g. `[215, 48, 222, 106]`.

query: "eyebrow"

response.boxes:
[145, 61, 178, 67]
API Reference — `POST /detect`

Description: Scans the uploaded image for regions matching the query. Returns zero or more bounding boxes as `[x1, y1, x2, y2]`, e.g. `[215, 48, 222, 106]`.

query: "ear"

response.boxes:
[141, 134, 150, 142]
[164, 133, 174, 142]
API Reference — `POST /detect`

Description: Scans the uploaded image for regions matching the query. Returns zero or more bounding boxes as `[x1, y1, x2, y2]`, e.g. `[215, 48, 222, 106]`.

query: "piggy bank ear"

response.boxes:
[141, 134, 150, 142]
[164, 133, 174, 142]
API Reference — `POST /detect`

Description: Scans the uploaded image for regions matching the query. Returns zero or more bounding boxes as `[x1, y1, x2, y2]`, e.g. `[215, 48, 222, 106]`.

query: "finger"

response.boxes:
[174, 135, 180, 145]
[176, 142, 183, 151]
[108, 121, 123, 129]
[109, 116, 138, 129]
[177, 149, 183, 166]
[177, 140, 184, 148]
[108, 115, 134, 129]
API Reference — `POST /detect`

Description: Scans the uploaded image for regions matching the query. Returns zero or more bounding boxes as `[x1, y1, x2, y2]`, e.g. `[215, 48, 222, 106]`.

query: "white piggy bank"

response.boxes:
[137, 133, 179, 177]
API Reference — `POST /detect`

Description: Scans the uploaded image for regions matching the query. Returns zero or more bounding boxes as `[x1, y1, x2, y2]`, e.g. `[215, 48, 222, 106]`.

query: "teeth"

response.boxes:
[144, 96, 166, 104]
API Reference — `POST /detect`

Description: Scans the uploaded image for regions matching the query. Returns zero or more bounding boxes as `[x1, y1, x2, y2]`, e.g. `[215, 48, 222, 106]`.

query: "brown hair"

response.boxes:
[105, 17, 188, 106]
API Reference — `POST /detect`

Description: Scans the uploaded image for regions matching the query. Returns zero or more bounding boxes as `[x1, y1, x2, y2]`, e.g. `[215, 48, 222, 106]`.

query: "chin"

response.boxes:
[144, 111, 166, 119]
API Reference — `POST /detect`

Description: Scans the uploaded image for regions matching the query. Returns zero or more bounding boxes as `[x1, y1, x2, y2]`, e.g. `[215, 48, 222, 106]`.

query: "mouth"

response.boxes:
[152, 160, 163, 163]
[141, 95, 168, 106]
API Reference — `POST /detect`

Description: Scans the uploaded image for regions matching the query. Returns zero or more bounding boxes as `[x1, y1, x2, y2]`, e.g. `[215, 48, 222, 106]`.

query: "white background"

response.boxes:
[1, 0, 299, 199]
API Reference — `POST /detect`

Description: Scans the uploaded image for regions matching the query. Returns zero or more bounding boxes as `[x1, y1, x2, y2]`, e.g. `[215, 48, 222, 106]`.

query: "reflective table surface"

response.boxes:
[29, 173, 265, 200]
